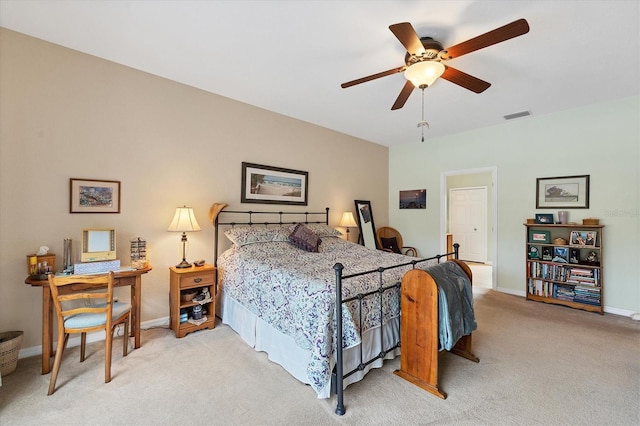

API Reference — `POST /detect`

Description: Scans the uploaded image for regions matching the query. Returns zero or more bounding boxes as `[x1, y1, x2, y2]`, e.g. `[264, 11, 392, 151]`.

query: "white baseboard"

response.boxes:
[18, 316, 170, 360]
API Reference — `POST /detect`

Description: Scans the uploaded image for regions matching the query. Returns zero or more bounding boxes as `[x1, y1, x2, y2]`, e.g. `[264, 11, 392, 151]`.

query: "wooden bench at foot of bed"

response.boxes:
[394, 259, 479, 399]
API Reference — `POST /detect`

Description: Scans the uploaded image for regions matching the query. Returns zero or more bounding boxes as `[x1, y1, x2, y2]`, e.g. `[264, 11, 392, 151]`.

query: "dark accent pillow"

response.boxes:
[380, 237, 401, 254]
[289, 223, 321, 252]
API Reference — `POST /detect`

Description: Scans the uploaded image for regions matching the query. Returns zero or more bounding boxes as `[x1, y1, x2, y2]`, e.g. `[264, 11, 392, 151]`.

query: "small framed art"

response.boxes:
[535, 213, 554, 224]
[70, 178, 120, 213]
[529, 230, 551, 244]
[570, 230, 597, 247]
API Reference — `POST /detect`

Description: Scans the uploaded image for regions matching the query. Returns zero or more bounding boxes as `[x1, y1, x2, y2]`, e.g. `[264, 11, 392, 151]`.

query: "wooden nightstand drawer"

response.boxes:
[179, 271, 214, 289]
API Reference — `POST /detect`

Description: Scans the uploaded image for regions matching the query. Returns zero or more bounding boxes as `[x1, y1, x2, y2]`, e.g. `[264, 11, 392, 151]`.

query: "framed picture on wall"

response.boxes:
[240, 162, 308, 205]
[70, 178, 121, 213]
[536, 175, 590, 209]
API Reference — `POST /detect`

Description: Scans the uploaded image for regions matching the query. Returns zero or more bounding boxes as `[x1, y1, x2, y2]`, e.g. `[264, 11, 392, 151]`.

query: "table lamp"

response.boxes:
[167, 206, 201, 268]
[339, 211, 358, 242]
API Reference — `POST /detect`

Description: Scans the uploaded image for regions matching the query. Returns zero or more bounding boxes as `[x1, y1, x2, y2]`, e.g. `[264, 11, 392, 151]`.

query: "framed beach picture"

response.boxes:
[536, 175, 590, 209]
[570, 230, 597, 247]
[399, 189, 426, 209]
[70, 178, 120, 213]
[241, 162, 308, 205]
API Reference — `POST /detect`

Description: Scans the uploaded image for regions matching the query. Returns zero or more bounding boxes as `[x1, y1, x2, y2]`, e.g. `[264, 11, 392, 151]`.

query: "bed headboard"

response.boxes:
[212, 206, 330, 268]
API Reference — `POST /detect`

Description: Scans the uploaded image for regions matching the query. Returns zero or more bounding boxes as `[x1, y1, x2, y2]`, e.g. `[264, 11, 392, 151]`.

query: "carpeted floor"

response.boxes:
[1, 290, 639, 425]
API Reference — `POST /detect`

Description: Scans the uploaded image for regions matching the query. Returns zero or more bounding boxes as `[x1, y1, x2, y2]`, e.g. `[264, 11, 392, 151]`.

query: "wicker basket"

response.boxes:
[583, 218, 600, 225]
[553, 238, 568, 245]
[180, 290, 197, 303]
[0, 331, 23, 376]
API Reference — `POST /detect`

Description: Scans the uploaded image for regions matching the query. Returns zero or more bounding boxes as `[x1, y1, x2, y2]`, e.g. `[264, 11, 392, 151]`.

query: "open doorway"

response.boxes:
[441, 167, 497, 290]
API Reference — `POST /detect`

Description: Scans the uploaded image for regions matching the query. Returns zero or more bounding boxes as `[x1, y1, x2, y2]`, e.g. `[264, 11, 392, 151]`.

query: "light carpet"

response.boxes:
[1, 289, 639, 425]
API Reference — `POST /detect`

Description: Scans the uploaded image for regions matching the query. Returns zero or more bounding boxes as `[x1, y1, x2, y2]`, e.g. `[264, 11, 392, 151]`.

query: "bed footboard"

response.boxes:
[332, 245, 462, 415]
[394, 259, 479, 399]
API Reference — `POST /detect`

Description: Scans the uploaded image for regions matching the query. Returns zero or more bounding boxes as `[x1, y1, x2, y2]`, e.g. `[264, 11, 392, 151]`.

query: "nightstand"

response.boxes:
[169, 264, 216, 338]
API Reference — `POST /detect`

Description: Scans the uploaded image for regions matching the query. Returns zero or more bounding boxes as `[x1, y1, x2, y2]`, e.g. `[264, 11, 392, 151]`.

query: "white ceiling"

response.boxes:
[1, 0, 638, 147]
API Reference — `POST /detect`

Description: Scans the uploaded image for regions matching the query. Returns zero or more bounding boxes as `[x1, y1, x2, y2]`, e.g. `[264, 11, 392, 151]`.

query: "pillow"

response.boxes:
[380, 237, 401, 254]
[288, 223, 343, 238]
[288, 223, 321, 252]
[224, 226, 289, 246]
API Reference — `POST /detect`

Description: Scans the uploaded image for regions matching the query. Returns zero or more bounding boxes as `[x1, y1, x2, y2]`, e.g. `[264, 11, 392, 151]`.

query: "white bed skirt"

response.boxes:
[219, 289, 400, 399]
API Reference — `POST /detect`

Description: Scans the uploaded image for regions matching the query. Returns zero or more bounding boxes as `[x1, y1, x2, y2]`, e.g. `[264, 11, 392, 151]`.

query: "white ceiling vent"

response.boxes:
[503, 110, 532, 120]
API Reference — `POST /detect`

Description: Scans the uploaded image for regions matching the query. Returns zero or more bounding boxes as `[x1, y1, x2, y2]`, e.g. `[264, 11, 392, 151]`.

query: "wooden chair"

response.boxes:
[46, 272, 131, 395]
[376, 226, 418, 256]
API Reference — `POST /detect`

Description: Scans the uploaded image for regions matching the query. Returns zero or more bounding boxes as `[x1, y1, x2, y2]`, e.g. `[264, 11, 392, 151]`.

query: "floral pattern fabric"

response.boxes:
[218, 237, 438, 396]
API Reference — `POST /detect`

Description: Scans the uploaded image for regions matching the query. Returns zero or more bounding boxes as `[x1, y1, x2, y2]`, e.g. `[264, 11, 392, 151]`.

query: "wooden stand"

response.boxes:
[394, 259, 479, 399]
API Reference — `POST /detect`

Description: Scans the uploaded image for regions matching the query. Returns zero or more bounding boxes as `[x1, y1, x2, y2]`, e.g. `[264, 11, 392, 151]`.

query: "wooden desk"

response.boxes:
[25, 266, 152, 374]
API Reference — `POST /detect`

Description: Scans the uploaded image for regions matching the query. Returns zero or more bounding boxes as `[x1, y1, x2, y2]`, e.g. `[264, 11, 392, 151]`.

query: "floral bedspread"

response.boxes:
[217, 236, 438, 396]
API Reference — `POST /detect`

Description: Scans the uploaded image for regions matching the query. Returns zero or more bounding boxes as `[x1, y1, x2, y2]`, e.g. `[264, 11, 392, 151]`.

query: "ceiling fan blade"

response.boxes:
[389, 22, 426, 55]
[441, 66, 491, 93]
[391, 80, 415, 110]
[444, 18, 530, 59]
[341, 66, 406, 88]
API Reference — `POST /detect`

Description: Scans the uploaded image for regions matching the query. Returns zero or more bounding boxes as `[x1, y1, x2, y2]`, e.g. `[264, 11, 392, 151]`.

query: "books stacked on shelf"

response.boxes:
[574, 285, 601, 306]
[528, 262, 570, 282]
[553, 284, 575, 302]
[566, 267, 600, 286]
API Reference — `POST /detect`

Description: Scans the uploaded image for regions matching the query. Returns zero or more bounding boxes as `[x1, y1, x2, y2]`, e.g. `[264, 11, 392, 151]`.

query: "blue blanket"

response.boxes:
[426, 262, 478, 351]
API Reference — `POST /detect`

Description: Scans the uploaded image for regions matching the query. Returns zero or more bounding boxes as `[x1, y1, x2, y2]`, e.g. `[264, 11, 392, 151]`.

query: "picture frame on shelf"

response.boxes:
[528, 229, 551, 244]
[570, 230, 597, 247]
[535, 175, 590, 209]
[553, 247, 569, 263]
[542, 247, 553, 261]
[240, 162, 308, 205]
[534, 213, 554, 224]
[569, 248, 580, 264]
[70, 178, 120, 213]
[528, 246, 540, 259]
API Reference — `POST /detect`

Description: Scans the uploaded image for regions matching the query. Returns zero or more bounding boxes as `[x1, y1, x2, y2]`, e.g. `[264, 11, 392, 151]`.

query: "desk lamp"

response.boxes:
[167, 206, 201, 268]
[339, 211, 358, 242]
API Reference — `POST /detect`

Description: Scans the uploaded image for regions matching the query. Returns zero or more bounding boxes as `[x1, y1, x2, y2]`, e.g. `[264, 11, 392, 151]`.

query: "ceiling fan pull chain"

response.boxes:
[417, 88, 429, 142]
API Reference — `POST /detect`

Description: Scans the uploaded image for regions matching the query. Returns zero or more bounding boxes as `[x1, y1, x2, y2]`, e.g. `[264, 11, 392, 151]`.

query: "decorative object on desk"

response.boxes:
[534, 213, 554, 224]
[241, 162, 308, 205]
[130, 237, 147, 269]
[582, 217, 599, 225]
[528, 230, 550, 244]
[558, 210, 569, 224]
[167, 206, 201, 268]
[338, 211, 357, 242]
[399, 189, 426, 209]
[63, 239, 73, 273]
[69, 178, 121, 213]
[26, 251, 56, 280]
[535, 175, 590, 209]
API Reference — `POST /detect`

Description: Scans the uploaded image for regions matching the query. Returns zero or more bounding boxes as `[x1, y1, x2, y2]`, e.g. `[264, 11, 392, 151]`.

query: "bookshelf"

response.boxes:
[525, 223, 604, 314]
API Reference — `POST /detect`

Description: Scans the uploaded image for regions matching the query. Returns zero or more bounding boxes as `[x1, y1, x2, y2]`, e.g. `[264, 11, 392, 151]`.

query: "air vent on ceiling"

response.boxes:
[503, 110, 532, 120]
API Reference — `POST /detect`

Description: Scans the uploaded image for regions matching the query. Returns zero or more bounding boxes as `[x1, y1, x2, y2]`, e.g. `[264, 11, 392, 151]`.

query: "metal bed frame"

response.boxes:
[213, 207, 459, 415]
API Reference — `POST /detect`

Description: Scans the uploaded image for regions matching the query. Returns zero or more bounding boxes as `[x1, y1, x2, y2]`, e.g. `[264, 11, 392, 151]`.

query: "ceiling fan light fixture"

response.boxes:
[404, 61, 445, 88]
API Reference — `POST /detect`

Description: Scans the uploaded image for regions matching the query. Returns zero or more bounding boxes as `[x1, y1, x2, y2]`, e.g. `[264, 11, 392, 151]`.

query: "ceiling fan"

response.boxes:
[341, 19, 530, 110]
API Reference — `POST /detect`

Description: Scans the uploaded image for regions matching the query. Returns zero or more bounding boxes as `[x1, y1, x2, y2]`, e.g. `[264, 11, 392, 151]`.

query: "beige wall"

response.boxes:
[0, 29, 389, 351]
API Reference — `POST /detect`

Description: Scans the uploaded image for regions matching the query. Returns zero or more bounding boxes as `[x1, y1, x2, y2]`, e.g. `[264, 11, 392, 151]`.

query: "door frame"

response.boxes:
[440, 166, 497, 289]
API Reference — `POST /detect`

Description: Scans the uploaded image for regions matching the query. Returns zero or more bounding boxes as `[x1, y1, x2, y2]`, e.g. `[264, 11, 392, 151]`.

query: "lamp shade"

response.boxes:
[339, 211, 357, 228]
[167, 206, 201, 232]
[404, 61, 445, 88]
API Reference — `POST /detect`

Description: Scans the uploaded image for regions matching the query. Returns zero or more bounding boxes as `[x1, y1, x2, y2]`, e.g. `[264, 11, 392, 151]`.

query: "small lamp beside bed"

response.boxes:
[167, 206, 201, 268]
[339, 211, 358, 242]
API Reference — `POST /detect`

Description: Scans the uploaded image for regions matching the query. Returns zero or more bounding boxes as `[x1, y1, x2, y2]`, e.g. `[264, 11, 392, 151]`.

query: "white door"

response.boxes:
[449, 187, 487, 262]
